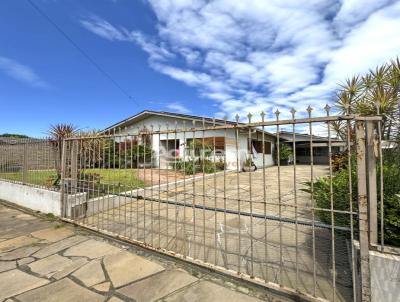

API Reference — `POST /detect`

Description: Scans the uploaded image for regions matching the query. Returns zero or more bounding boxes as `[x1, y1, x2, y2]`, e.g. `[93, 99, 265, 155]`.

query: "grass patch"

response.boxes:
[0, 169, 145, 193]
[80, 169, 145, 198]
[83, 169, 144, 188]
[0, 170, 57, 187]
[54, 223, 64, 229]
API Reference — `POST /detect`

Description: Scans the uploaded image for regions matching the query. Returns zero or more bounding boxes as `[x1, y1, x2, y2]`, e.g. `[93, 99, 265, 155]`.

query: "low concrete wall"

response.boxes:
[0, 180, 87, 217]
[0, 180, 62, 215]
[370, 249, 400, 302]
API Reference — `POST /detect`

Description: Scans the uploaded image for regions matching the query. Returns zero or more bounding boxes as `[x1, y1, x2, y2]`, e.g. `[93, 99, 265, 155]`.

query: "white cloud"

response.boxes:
[166, 102, 192, 114]
[81, 0, 400, 119]
[0, 56, 48, 88]
[81, 16, 129, 41]
[81, 16, 173, 62]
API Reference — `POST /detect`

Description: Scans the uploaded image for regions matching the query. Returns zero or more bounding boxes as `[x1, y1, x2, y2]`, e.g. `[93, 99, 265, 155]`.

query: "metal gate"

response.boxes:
[60, 109, 382, 302]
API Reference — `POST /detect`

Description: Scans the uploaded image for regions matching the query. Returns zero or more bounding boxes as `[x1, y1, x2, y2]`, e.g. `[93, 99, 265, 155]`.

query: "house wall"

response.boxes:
[116, 115, 275, 170]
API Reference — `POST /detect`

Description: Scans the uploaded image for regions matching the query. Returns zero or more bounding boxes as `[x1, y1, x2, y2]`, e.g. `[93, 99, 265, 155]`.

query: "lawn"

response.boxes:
[84, 169, 144, 188]
[0, 168, 145, 192]
[0, 170, 56, 187]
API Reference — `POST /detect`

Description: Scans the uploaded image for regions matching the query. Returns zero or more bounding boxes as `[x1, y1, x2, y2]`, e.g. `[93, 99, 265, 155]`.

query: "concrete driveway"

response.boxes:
[81, 165, 354, 301]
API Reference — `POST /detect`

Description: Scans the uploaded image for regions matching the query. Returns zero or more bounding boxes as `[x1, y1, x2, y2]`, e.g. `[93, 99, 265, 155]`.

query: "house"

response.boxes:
[103, 110, 276, 170]
[278, 131, 346, 164]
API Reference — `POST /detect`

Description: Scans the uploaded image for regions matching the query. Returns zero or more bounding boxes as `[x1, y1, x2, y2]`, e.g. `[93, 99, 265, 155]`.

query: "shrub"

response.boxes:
[175, 159, 225, 175]
[104, 140, 154, 168]
[384, 194, 400, 246]
[306, 146, 400, 246]
[273, 143, 292, 163]
[331, 151, 348, 172]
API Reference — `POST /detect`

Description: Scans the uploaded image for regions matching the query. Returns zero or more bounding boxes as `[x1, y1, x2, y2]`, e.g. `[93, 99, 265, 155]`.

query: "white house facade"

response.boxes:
[104, 110, 276, 171]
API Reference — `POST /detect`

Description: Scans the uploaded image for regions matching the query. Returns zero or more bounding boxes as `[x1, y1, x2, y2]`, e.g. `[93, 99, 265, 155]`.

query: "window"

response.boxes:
[186, 137, 225, 152]
[296, 148, 310, 156]
[314, 147, 328, 156]
[250, 140, 271, 154]
[160, 139, 180, 157]
[214, 137, 225, 151]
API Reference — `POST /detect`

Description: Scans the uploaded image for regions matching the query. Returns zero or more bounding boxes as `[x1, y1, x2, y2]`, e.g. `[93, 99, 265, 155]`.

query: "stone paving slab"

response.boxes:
[0, 246, 40, 261]
[93, 281, 111, 292]
[63, 239, 121, 259]
[32, 235, 87, 259]
[164, 280, 263, 302]
[18, 257, 36, 266]
[0, 220, 51, 240]
[118, 269, 198, 302]
[109, 297, 124, 302]
[103, 250, 165, 288]
[72, 259, 106, 287]
[0, 269, 49, 301]
[31, 227, 74, 242]
[28, 254, 74, 278]
[0, 236, 39, 253]
[52, 257, 89, 280]
[0, 260, 16, 272]
[16, 278, 104, 302]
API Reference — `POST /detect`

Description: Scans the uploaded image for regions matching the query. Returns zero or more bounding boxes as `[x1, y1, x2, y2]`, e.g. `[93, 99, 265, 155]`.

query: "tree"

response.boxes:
[333, 57, 400, 140]
[47, 124, 79, 185]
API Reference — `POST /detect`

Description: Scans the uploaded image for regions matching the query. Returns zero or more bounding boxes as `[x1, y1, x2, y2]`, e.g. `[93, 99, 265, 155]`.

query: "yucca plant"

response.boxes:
[48, 123, 79, 186]
[334, 57, 400, 140]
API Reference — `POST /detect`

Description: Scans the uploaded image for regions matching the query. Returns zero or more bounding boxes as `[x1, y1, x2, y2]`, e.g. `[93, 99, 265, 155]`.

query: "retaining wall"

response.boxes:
[0, 180, 62, 215]
[0, 180, 87, 217]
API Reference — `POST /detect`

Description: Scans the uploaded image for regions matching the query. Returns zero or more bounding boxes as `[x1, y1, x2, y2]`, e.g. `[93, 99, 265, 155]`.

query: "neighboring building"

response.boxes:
[104, 110, 276, 170]
[0, 136, 36, 145]
[381, 140, 398, 149]
[278, 131, 346, 164]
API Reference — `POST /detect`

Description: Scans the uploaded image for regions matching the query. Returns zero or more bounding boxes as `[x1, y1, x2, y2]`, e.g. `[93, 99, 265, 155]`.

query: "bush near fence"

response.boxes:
[175, 159, 225, 175]
[304, 144, 400, 246]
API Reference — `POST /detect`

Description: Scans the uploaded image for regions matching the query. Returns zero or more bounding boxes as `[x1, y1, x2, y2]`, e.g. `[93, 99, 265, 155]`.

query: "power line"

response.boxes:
[26, 0, 137, 104]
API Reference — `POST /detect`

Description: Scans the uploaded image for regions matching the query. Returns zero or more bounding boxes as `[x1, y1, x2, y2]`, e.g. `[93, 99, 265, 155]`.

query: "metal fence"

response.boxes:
[0, 137, 59, 190]
[0, 109, 386, 301]
[58, 108, 385, 302]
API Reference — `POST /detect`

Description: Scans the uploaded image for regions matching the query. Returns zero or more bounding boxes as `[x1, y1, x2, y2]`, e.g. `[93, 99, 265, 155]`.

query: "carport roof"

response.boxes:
[278, 131, 343, 143]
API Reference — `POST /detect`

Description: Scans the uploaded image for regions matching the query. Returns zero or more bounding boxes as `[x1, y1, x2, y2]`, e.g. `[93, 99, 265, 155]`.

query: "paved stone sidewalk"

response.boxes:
[0, 203, 292, 302]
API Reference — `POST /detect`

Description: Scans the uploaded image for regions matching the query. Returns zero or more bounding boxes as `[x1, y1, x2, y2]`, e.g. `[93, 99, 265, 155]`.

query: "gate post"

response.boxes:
[22, 142, 28, 184]
[366, 121, 378, 245]
[60, 140, 68, 218]
[355, 120, 371, 302]
[70, 140, 78, 195]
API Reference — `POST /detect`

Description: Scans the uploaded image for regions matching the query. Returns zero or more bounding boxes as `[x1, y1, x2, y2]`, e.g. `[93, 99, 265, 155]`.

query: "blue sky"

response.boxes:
[1, 0, 400, 137]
